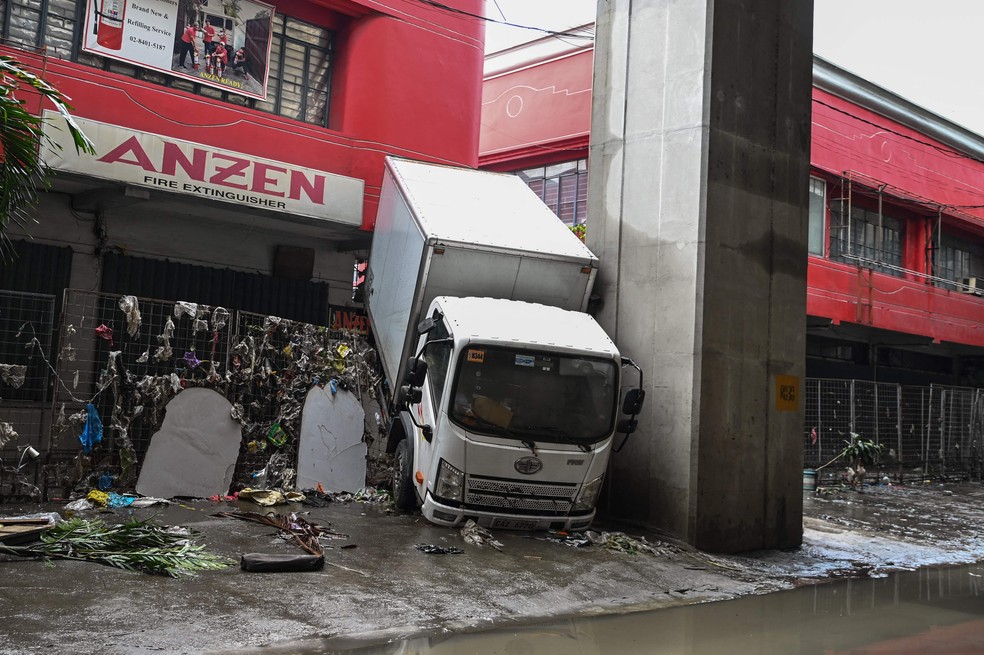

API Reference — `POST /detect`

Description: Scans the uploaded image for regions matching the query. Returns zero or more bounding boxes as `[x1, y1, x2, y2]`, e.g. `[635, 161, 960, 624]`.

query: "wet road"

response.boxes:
[238, 562, 984, 654]
[5, 483, 984, 653]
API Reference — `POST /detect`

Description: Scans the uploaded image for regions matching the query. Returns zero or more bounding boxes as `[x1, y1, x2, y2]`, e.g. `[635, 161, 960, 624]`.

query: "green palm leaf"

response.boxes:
[0, 55, 94, 258]
[0, 517, 232, 577]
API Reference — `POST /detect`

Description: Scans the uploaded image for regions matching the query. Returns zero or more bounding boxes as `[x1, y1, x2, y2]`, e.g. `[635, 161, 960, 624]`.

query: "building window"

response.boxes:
[252, 14, 333, 125]
[808, 177, 826, 256]
[2, 1, 333, 128]
[516, 159, 588, 226]
[829, 203, 904, 277]
[935, 233, 984, 291]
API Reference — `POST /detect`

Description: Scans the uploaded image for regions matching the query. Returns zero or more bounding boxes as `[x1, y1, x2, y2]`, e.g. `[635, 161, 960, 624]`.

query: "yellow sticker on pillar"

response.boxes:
[775, 375, 799, 412]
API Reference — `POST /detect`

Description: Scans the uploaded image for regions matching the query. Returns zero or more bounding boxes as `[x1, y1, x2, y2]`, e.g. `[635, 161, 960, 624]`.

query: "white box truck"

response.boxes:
[366, 157, 644, 531]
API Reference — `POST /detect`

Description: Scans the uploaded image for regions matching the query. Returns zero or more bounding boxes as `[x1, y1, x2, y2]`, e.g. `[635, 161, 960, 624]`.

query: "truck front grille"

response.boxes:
[465, 476, 577, 514]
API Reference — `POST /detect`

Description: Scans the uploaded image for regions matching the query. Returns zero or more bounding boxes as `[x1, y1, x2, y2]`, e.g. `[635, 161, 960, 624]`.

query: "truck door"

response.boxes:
[416, 318, 453, 494]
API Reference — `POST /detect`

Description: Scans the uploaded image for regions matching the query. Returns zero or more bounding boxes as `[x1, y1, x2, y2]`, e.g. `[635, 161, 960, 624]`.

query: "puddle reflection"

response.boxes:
[325, 562, 984, 655]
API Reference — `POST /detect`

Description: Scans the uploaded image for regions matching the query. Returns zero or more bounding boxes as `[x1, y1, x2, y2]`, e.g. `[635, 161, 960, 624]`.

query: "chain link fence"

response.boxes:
[0, 291, 56, 498]
[0, 288, 382, 499]
[804, 378, 984, 480]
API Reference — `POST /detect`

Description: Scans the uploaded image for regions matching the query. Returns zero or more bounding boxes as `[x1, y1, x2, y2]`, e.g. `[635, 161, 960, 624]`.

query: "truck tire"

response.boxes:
[393, 439, 418, 511]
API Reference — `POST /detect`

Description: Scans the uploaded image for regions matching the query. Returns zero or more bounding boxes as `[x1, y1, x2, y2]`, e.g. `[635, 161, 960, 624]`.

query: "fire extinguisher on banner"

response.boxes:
[193, 48, 200, 70]
[95, 0, 126, 50]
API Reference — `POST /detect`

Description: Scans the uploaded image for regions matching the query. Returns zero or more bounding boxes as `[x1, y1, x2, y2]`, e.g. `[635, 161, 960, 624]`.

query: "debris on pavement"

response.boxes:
[588, 531, 672, 556]
[64, 498, 94, 512]
[538, 529, 675, 556]
[215, 511, 347, 555]
[238, 488, 304, 505]
[129, 497, 170, 508]
[544, 530, 592, 547]
[333, 486, 392, 505]
[299, 488, 335, 507]
[237, 488, 288, 506]
[0, 517, 231, 577]
[84, 490, 136, 508]
[0, 513, 59, 546]
[461, 519, 503, 551]
[416, 544, 464, 555]
[217, 510, 362, 575]
[240, 552, 325, 572]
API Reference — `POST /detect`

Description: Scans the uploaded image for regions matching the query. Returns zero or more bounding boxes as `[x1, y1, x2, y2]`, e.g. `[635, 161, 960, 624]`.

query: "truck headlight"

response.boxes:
[434, 459, 464, 503]
[573, 474, 604, 511]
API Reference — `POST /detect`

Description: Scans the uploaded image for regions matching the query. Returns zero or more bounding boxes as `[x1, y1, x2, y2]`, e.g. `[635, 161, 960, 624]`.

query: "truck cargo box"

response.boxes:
[366, 157, 598, 401]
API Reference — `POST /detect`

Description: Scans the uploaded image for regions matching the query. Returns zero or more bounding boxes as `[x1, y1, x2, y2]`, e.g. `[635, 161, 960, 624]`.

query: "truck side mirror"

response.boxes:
[405, 358, 428, 387]
[622, 388, 645, 415]
[417, 317, 437, 335]
[417, 309, 444, 336]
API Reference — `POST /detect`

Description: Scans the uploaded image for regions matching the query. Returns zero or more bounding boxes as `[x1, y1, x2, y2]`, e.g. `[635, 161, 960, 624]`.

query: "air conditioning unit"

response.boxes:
[959, 277, 982, 296]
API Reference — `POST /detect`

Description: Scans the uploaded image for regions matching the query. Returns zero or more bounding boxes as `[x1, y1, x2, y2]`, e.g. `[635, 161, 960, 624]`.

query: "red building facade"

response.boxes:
[1, 0, 484, 319]
[481, 36, 984, 388]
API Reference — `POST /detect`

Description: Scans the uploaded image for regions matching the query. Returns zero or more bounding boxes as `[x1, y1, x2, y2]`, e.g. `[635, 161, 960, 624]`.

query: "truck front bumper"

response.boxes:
[421, 492, 596, 532]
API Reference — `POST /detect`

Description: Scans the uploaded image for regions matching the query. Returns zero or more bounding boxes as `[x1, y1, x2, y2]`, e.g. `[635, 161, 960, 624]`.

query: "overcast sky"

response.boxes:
[484, 0, 984, 135]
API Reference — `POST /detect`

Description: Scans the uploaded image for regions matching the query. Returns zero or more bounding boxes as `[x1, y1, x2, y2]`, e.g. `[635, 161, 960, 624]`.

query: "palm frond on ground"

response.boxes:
[0, 517, 232, 577]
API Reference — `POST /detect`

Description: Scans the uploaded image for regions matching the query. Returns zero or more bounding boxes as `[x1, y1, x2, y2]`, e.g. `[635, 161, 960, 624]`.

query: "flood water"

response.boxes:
[316, 562, 984, 655]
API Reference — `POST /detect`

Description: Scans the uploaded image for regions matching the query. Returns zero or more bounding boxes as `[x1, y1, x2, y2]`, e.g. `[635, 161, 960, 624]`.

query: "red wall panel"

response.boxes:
[812, 89, 984, 232]
[480, 49, 592, 166]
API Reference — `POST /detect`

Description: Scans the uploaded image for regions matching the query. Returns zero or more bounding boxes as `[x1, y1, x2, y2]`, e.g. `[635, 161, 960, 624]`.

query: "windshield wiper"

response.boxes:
[459, 414, 537, 453]
[513, 425, 591, 453]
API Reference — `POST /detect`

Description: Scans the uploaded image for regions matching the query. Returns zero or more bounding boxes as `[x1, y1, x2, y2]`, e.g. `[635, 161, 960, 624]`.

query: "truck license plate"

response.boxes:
[491, 518, 538, 530]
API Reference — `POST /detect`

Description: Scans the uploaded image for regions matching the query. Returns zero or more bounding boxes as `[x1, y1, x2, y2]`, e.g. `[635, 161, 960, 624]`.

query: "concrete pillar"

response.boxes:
[589, 0, 813, 552]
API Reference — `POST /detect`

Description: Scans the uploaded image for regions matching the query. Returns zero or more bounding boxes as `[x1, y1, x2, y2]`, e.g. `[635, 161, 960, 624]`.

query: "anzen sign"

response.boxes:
[42, 112, 363, 225]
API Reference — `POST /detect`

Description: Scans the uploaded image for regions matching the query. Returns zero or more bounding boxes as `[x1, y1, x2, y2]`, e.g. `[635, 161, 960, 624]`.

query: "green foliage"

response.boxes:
[1, 517, 231, 577]
[840, 433, 883, 467]
[0, 55, 94, 257]
[569, 223, 586, 242]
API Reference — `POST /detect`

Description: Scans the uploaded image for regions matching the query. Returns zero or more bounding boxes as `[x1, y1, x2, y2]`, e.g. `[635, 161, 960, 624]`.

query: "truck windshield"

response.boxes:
[448, 346, 617, 445]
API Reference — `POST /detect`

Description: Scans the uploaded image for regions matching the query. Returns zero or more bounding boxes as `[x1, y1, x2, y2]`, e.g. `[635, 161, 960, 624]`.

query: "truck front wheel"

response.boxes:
[393, 439, 418, 511]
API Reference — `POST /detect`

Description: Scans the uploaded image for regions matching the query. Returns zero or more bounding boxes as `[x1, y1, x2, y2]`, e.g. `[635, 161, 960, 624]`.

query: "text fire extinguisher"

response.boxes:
[95, 0, 126, 50]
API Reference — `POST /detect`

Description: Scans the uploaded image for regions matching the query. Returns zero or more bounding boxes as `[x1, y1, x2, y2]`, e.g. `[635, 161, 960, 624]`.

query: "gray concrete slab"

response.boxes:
[135, 388, 242, 498]
[297, 387, 367, 493]
[2, 483, 984, 654]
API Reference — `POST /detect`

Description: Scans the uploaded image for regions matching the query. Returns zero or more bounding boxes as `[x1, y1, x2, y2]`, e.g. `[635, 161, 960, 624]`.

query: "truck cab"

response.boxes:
[391, 296, 631, 531]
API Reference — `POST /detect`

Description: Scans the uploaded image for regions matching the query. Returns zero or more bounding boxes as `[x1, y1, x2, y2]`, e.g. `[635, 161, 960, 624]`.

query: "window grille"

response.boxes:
[2, 0, 333, 128]
[516, 159, 589, 226]
[829, 203, 904, 277]
[934, 234, 984, 291]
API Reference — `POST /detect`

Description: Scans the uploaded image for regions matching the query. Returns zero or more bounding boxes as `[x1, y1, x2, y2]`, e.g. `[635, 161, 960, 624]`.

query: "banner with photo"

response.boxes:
[82, 0, 274, 100]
